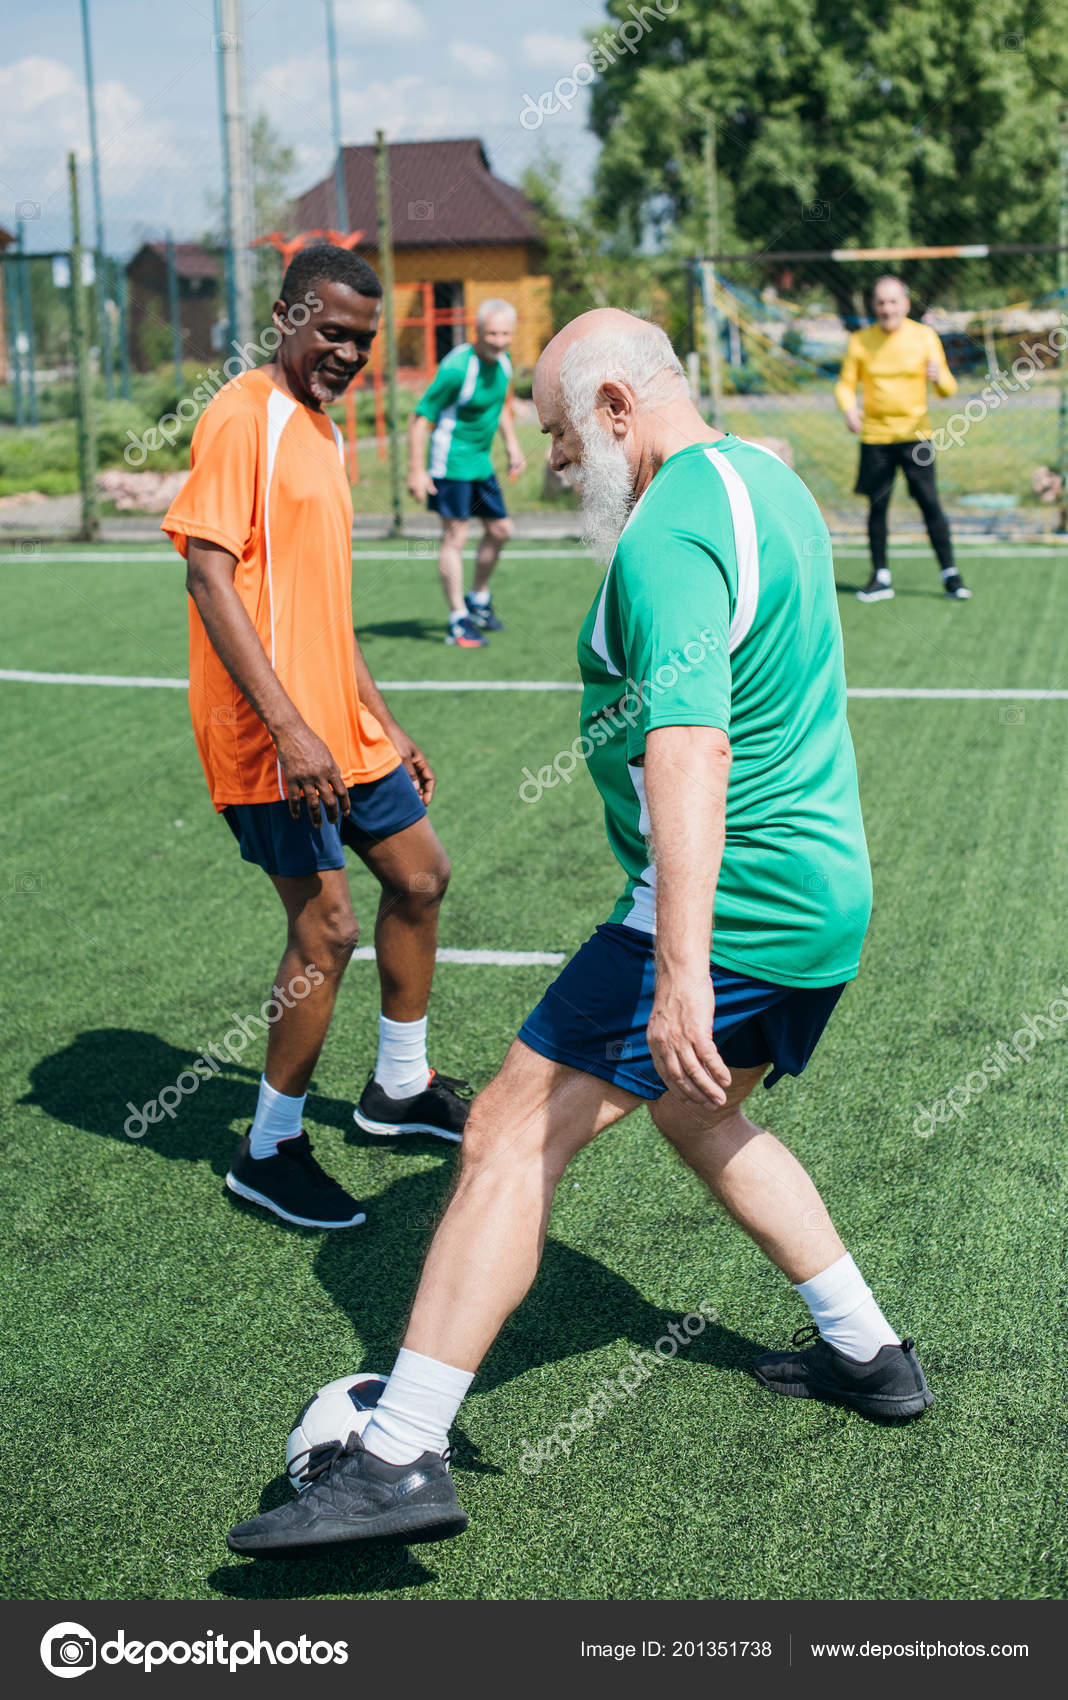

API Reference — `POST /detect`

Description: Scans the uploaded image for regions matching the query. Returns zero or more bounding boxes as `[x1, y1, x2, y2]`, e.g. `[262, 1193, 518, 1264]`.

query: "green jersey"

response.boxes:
[577, 437, 872, 988]
[415, 343, 512, 481]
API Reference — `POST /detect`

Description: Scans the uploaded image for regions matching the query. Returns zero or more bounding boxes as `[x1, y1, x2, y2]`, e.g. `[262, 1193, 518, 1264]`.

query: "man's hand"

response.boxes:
[273, 722, 350, 826]
[925, 357, 940, 382]
[507, 449, 526, 482]
[408, 467, 436, 503]
[844, 406, 863, 435]
[389, 725, 436, 805]
[646, 969, 732, 1108]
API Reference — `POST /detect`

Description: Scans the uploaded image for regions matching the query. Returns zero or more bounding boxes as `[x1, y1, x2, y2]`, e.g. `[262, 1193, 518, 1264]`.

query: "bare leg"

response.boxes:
[650, 1064, 846, 1283]
[357, 815, 451, 1022]
[403, 1040, 641, 1370]
[437, 518, 469, 615]
[471, 516, 514, 594]
[263, 868, 360, 1096]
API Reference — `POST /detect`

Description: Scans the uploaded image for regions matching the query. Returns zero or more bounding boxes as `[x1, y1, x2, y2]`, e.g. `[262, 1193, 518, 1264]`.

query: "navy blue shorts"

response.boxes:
[518, 923, 847, 1100]
[428, 475, 507, 521]
[222, 764, 427, 878]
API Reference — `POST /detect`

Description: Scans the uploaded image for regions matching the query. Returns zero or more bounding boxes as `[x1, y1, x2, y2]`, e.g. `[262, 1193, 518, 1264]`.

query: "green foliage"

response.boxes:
[589, 0, 1068, 304]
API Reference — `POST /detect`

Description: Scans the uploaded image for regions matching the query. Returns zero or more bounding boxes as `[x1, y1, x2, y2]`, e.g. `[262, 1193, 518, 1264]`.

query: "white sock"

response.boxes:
[361, 1347, 473, 1464]
[795, 1252, 900, 1363]
[249, 1075, 305, 1158]
[449, 607, 468, 623]
[468, 587, 490, 605]
[874, 567, 891, 585]
[375, 1013, 430, 1100]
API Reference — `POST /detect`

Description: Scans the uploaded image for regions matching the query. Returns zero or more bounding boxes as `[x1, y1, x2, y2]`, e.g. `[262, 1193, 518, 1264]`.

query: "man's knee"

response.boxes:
[303, 903, 360, 971]
[441, 520, 468, 549]
[485, 516, 513, 545]
[394, 851, 451, 911]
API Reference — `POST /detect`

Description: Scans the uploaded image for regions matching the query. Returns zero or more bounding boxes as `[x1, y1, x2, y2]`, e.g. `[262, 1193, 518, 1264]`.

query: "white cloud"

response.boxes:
[336, 0, 424, 39]
[521, 32, 589, 71]
[449, 41, 505, 80]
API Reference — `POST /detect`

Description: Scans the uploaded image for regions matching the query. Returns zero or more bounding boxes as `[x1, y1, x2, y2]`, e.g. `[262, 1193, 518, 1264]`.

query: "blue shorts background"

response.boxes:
[222, 764, 427, 878]
[519, 923, 847, 1100]
[428, 475, 507, 521]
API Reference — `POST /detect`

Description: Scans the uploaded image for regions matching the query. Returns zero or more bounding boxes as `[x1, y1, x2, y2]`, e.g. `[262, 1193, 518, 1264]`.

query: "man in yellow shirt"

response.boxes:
[836, 275, 971, 601]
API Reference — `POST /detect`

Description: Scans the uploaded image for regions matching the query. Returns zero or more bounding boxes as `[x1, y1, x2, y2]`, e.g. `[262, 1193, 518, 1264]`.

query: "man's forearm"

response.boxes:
[408, 413, 430, 470]
[643, 725, 731, 975]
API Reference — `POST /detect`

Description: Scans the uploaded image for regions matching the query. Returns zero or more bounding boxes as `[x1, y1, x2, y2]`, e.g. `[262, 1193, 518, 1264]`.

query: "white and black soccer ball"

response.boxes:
[285, 1372, 388, 1491]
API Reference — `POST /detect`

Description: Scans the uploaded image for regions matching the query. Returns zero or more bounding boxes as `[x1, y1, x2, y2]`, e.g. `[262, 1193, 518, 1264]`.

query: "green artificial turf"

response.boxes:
[0, 541, 1065, 1601]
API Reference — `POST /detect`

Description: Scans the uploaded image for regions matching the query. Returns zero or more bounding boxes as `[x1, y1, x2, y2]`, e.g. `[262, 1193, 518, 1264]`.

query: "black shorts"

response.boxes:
[855, 440, 938, 502]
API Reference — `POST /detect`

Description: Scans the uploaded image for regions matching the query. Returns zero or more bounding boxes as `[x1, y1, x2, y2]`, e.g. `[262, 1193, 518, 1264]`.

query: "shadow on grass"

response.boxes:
[834, 578, 945, 599]
[206, 1545, 440, 1598]
[357, 618, 447, 644]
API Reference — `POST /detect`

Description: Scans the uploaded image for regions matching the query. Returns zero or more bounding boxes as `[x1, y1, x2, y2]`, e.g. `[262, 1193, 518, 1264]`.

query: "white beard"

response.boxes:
[565, 416, 637, 565]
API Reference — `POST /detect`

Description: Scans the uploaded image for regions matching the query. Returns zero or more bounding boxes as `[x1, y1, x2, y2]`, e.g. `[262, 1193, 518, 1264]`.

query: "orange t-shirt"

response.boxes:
[162, 368, 399, 809]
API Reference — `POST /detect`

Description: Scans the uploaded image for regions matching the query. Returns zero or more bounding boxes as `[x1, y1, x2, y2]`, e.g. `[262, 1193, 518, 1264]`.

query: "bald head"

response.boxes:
[872, 274, 910, 332]
[535, 308, 685, 428]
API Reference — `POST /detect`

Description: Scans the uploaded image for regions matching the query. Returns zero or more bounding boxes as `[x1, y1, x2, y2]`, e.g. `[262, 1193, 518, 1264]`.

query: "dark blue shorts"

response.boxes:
[428, 475, 507, 521]
[518, 923, 847, 1100]
[222, 764, 427, 878]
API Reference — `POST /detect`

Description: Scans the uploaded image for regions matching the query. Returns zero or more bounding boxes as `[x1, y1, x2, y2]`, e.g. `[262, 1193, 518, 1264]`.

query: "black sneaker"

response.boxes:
[352, 1069, 472, 1142]
[753, 1326, 933, 1419]
[464, 592, 504, 631]
[226, 1432, 468, 1554]
[942, 571, 972, 599]
[225, 1131, 366, 1228]
[856, 573, 894, 602]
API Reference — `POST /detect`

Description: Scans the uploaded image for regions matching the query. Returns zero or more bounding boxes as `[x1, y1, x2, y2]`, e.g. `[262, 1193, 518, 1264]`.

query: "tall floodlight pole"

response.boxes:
[218, 0, 254, 351]
[325, 1, 349, 231]
[79, 0, 114, 398]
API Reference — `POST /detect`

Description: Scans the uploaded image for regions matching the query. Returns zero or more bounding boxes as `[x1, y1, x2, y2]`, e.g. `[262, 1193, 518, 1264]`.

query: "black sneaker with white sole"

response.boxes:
[226, 1432, 468, 1555]
[753, 1326, 933, 1419]
[225, 1131, 366, 1228]
[856, 573, 895, 602]
[352, 1069, 472, 1142]
[942, 571, 972, 599]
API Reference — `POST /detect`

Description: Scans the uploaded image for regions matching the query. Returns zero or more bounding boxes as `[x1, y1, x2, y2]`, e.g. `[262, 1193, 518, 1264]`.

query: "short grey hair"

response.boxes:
[476, 297, 518, 330]
[559, 319, 685, 424]
[873, 274, 909, 297]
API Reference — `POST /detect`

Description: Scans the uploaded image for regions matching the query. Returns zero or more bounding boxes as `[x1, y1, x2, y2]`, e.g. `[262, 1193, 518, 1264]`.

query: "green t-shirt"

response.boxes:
[577, 437, 872, 988]
[415, 343, 512, 481]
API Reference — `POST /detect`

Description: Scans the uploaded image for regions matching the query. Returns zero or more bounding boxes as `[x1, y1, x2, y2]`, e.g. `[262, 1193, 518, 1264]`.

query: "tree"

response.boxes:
[588, 0, 1068, 308]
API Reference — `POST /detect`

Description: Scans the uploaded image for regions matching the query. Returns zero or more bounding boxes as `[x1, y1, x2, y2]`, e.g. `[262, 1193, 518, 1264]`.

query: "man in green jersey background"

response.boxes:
[229, 308, 932, 1558]
[408, 298, 526, 647]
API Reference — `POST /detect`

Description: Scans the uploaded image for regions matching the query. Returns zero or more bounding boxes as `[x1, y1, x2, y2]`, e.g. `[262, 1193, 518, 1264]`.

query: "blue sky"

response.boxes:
[1, 0, 611, 254]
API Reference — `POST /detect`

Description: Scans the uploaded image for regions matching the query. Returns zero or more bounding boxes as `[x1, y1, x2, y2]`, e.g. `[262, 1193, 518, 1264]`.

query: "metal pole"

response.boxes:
[69, 154, 98, 541]
[79, 0, 114, 399]
[16, 223, 39, 427]
[115, 256, 132, 399]
[375, 129, 404, 535]
[325, 0, 348, 231]
[213, 0, 237, 349]
[4, 260, 26, 428]
[1058, 103, 1068, 533]
[218, 0, 254, 350]
[166, 233, 184, 386]
[701, 117, 723, 428]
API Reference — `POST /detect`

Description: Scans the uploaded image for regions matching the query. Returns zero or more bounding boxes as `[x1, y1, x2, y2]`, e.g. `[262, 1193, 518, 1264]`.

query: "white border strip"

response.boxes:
[5, 545, 1068, 565]
[2, 670, 1065, 700]
[352, 946, 563, 966]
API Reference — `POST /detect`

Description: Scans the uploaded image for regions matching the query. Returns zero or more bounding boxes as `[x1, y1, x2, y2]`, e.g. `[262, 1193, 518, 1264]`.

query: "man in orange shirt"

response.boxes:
[163, 245, 470, 1231]
[836, 275, 971, 602]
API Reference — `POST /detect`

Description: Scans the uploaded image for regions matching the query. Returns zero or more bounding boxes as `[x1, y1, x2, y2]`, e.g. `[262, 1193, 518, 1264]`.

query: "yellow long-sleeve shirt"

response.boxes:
[834, 319, 957, 443]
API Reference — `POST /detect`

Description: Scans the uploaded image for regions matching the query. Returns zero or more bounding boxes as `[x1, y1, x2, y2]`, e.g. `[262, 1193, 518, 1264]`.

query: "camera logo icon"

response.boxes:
[40, 1623, 96, 1678]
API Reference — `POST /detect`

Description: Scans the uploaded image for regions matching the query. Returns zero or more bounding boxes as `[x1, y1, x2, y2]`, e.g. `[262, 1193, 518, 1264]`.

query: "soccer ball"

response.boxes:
[285, 1372, 388, 1491]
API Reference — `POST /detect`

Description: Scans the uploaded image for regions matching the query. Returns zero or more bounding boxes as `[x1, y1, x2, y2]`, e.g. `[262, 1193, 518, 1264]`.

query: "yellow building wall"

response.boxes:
[365, 242, 552, 372]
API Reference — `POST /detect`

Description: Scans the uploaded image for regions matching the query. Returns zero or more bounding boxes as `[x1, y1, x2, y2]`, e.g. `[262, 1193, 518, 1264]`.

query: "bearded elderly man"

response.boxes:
[227, 308, 933, 1557]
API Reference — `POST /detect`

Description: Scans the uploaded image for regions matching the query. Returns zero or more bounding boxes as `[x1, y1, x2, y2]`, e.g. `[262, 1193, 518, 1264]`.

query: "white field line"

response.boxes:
[352, 946, 563, 966]
[0, 669, 1064, 700]
[2, 545, 1067, 564]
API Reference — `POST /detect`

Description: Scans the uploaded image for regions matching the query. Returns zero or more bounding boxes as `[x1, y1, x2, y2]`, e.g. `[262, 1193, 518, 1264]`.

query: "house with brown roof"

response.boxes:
[294, 139, 551, 372]
[124, 241, 222, 371]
